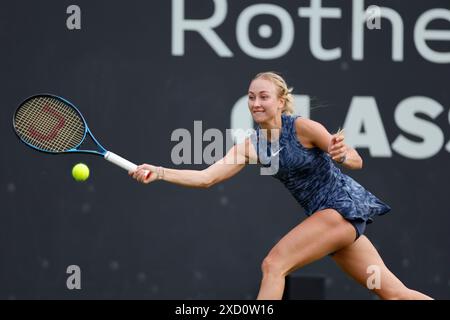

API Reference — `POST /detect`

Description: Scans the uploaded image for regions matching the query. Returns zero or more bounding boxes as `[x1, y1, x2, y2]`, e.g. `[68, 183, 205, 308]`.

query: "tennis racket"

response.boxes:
[13, 94, 149, 177]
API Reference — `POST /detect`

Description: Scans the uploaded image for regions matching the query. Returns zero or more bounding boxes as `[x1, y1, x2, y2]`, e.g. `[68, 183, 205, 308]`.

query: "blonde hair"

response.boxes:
[253, 72, 295, 115]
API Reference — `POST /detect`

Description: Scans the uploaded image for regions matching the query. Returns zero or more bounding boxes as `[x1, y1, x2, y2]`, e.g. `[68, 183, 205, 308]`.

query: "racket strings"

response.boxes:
[52, 99, 84, 150]
[33, 97, 85, 151]
[14, 97, 85, 152]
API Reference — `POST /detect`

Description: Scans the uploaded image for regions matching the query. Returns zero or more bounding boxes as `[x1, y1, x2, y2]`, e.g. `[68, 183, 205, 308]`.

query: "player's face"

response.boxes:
[248, 78, 283, 124]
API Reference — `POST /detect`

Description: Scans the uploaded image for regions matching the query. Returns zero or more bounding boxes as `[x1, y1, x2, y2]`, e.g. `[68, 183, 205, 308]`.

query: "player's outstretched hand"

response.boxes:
[129, 164, 158, 184]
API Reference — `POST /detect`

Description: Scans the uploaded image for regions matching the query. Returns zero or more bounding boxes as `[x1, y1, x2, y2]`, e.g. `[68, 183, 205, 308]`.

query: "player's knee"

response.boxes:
[261, 256, 281, 276]
[261, 253, 286, 277]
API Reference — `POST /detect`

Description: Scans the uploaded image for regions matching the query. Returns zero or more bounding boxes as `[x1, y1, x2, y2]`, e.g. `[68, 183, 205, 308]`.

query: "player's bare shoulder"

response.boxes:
[295, 117, 332, 150]
[294, 117, 319, 149]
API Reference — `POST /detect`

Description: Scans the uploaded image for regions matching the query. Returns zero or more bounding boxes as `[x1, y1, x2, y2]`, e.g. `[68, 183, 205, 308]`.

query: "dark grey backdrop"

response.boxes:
[1, 0, 449, 299]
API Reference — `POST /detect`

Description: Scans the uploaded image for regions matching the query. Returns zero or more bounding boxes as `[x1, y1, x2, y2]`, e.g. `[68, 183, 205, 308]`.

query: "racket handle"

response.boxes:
[104, 151, 137, 172]
[104, 151, 152, 179]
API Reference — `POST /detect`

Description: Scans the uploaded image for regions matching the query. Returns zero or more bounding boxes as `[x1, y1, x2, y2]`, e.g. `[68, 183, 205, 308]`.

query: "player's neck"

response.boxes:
[259, 116, 282, 142]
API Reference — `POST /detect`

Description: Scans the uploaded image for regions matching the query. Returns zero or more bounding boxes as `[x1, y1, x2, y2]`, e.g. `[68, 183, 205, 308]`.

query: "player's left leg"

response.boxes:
[331, 235, 433, 300]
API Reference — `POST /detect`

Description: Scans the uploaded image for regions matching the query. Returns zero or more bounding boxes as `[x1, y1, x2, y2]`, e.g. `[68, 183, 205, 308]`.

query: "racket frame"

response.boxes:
[13, 94, 146, 174]
[13, 93, 108, 156]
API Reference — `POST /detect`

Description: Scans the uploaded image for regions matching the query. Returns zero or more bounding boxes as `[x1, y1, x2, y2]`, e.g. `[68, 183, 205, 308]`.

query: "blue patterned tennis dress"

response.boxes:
[250, 114, 391, 237]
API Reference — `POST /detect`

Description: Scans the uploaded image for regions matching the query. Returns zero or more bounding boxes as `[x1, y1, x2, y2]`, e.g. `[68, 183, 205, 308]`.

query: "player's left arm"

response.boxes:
[295, 118, 363, 170]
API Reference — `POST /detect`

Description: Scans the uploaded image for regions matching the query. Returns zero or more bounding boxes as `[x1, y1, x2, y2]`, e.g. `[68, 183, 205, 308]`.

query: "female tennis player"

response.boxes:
[129, 72, 432, 300]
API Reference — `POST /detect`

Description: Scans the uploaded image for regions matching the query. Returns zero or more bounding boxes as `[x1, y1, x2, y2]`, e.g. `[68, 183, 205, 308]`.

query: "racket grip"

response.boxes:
[104, 151, 137, 172]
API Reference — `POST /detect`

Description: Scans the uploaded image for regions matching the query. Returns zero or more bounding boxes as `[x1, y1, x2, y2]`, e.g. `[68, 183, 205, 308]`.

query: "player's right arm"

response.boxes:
[129, 138, 257, 188]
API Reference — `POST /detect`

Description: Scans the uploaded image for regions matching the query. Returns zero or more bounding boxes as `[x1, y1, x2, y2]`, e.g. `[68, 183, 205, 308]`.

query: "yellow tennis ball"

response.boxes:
[72, 163, 90, 182]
